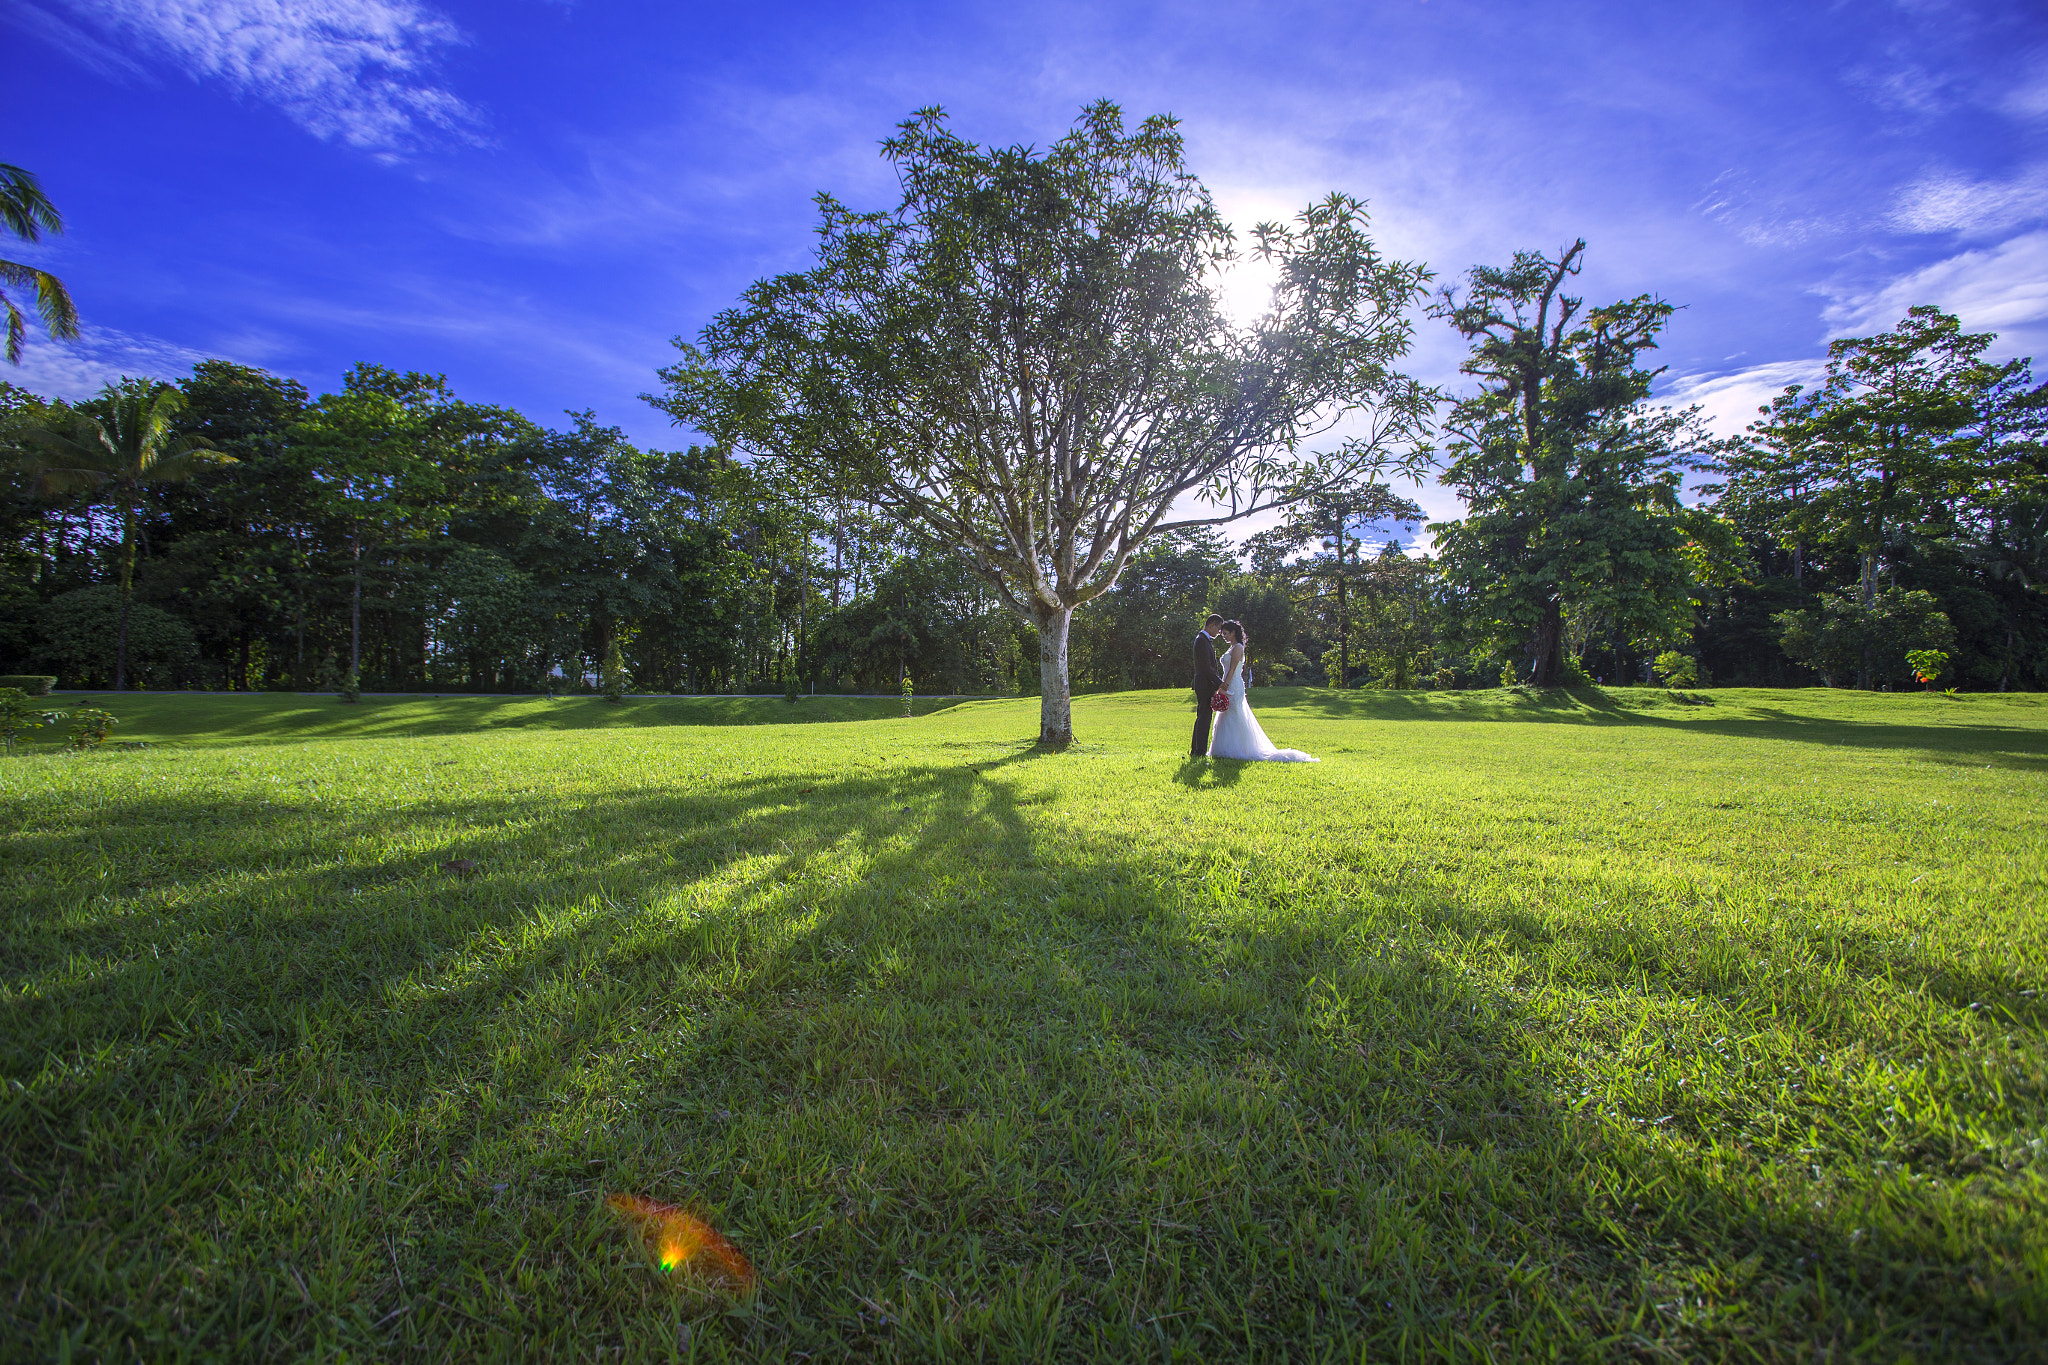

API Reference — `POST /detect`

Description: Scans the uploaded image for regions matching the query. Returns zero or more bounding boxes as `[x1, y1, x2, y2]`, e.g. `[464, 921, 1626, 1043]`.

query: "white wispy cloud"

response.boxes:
[1888, 165, 2048, 236]
[5, 2, 155, 83]
[4, 324, 220, 400]
[1824, 229, 2048, 355]
[43, 0, 482, 156]
[1846, 61, 1959, 119]
[2003, 62, 2048, 120]
[1657, 359, 1830, 442]
[1692, 169, 1846, 248]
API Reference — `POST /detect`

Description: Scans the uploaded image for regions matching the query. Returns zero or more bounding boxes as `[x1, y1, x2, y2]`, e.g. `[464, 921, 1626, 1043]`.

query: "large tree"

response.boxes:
[654, 101, 1434, 744]
[15, 380, 230, 688]
[1431, 241, 1716, 687]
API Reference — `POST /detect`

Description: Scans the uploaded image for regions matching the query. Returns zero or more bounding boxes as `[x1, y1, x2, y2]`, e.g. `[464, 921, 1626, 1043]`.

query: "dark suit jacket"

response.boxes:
[1193, 632, 1222, 691]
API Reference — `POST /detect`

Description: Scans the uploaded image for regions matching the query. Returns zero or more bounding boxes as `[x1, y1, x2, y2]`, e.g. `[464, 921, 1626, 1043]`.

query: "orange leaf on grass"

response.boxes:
[605, 1193, 755, 1291]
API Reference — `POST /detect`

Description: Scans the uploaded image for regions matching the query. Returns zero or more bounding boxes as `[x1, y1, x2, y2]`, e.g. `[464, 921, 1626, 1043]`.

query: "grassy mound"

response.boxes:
[3, 687, 2044, 1358]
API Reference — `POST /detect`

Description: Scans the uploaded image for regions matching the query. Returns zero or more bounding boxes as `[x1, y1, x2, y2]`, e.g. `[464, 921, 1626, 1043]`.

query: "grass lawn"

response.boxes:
[3, 685, 2044, 1360]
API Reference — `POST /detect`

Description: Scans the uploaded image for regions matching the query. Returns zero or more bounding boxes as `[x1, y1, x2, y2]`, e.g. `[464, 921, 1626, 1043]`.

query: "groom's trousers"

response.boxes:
[1191, 685, 1215, 756]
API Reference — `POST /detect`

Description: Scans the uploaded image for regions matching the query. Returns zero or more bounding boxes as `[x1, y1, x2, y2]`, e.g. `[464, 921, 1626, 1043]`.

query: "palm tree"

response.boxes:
[17, 381, 231, 688]
[2, 163, 80, 363]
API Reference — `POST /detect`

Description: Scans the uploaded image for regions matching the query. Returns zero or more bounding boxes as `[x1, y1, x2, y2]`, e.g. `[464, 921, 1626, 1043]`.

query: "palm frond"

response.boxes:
[0, 257, 81, 363]
[0, 164, 64, 243]
[14, 419, 111, 495]
[10, 383, 232, 490]
[19, 462, 109, 496]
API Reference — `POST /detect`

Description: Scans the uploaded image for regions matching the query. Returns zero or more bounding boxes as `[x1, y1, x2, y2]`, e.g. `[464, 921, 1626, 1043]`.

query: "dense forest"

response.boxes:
[3, 293, 2042, 698]
[3, 113, 2044, 701]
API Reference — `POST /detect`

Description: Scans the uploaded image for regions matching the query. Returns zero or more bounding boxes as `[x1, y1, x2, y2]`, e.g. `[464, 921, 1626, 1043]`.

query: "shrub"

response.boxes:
[0, 688, 64, 749]
[1652, 651, 1698, 688]
[1433, 667, 1456, 690]
[1498, 661, 1519, 689]
[901, 673, 914, 718]
[67, 707, 117, 749]
[38, 586, 197, 688]
[338, 667, 361, 704]
[1774, 589, 1954, 689]
[1906, 648, 1948, 690]
[0, 675, 56, 696]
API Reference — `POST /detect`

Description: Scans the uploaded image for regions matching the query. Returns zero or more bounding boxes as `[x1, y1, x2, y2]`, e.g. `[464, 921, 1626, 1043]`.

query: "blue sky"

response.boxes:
[8, 0, 2047, 532]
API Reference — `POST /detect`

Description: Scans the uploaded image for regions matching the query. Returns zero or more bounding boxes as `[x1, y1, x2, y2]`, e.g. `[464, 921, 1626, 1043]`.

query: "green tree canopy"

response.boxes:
[1430, 240, 1717, 686]
[654, 100, 1435, 743]
[14, 379, 229, 688]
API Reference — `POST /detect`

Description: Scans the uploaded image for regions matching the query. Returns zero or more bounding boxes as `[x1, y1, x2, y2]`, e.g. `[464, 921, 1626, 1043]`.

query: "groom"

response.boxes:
[1191, 613, 1225, 758]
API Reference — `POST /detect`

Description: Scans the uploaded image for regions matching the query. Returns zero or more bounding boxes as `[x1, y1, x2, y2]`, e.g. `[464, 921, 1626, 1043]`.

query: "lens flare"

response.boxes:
[605, 1193, 755, 1291]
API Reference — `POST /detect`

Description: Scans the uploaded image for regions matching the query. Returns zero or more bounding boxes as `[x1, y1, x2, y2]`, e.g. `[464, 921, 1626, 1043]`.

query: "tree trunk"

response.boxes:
[797, 549, 808, 689]
[350, 533, 363, 679]
[1336, 574, 1349, 687]
[1529, 598, 1565, 687]
[1035, 604, 1073, 746]
[115, 499, 136, 690]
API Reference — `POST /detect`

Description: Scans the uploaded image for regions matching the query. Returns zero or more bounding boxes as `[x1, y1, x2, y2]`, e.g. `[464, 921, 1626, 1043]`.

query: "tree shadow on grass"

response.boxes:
[16, 694, 983, 751]
[1269, 685, 2048, 765]
[1678, 705, 2048, 768]
[2, 758, 2039, 1360]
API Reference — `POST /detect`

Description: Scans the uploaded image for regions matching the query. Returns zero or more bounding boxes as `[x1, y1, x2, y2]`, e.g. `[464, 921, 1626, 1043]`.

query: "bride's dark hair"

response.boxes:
[1223, 619, 1248, 648]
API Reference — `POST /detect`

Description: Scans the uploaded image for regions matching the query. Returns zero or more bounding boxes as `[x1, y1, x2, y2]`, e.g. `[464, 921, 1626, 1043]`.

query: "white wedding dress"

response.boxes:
[1208, 650, 1318, 762]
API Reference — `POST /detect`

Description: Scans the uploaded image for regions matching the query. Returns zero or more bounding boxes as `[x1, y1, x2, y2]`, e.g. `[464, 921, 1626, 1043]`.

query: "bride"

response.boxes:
[1208, 620, 1318, 762]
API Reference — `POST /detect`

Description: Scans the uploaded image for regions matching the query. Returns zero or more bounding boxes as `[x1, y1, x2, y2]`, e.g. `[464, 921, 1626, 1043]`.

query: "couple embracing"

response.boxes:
[1191, 613, 1318, 763]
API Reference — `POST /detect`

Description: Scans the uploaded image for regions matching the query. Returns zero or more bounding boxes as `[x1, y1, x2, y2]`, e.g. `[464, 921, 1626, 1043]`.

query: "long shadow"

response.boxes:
[2, 752, 2037, 1359]
[1664, 704, 2048, 766]
[1265, 685, 2048, 764]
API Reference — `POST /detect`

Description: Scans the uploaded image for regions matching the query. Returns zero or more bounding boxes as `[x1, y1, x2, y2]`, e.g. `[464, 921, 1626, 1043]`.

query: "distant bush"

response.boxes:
[1907, 648, 1949, 690]
[38, 587, 196, 688]
[1774, 589, 1953, 689]
[1652, 651, 1698, 688]
[0, 688, 64, 749]
[0, 675, 55, 696]
[67, 707, 118, 749]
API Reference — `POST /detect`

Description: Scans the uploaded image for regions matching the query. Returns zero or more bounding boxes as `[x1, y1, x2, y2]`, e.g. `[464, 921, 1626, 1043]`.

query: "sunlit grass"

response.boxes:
[3, 686, 2044, 1359]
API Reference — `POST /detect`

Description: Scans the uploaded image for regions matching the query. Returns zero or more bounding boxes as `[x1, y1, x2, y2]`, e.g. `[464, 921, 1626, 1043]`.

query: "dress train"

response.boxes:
[1208, 658, 1317, 762]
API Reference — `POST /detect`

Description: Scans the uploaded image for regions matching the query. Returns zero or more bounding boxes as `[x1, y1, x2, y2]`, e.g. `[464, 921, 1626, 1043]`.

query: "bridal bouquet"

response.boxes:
[1210, 688, 1230, 713]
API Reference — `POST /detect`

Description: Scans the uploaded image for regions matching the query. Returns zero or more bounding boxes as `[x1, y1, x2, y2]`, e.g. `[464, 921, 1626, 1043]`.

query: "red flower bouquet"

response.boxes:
[1210, 688, 1230, 713]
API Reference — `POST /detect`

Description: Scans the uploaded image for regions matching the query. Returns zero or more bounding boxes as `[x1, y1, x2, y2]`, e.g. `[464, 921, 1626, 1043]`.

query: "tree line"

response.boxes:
[3, 106, 2044, 724]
